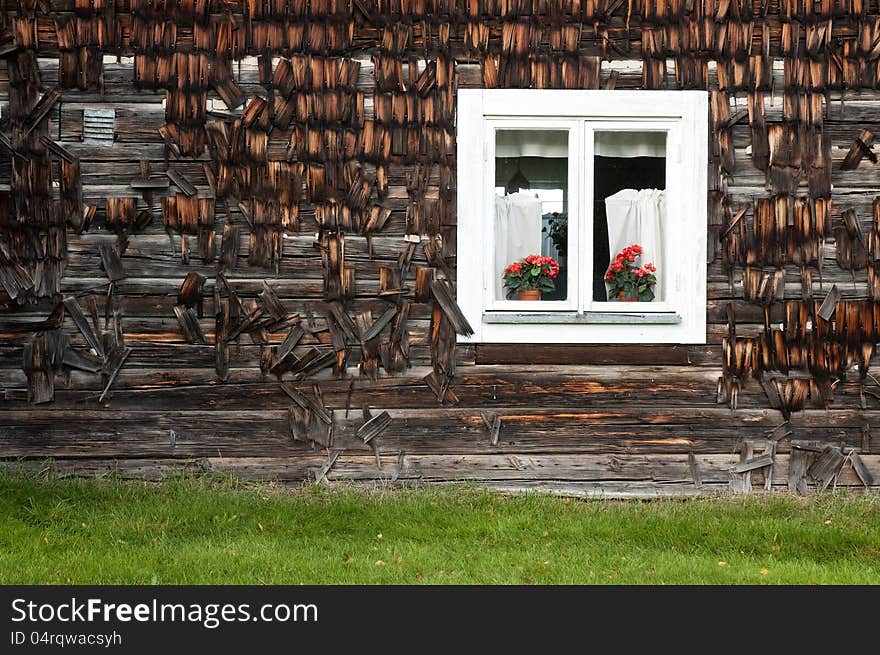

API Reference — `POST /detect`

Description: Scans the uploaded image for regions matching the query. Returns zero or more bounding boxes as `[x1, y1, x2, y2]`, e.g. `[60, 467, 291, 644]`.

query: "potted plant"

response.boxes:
[542, 213, 568, 300]
[542, 213, 567, 258]
[503, 254, 560, 300]
[605, 244, 657, 302]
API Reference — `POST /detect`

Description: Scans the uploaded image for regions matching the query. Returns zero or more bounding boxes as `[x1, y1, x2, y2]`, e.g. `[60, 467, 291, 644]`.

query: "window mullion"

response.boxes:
[566, 120, 580, 313]
[580, 121, 595, 314]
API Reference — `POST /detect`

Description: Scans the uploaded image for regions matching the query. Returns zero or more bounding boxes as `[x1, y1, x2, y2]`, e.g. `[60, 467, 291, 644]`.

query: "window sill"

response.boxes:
[482, 311, 682, 325]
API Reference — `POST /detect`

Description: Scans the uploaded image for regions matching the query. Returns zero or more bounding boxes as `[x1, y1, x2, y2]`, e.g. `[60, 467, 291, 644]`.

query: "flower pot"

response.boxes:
[618, 291, 639, 302]
[517, 289, 542, 301]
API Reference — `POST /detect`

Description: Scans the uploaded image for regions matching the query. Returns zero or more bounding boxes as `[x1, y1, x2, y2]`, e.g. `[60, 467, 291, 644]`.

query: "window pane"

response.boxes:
[494, 129, 568, 302]
[593, 131, 666, 303]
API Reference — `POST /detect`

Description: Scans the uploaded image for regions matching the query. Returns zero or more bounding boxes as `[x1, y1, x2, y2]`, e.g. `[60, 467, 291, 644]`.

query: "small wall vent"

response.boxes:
[82, 108, 115, 145]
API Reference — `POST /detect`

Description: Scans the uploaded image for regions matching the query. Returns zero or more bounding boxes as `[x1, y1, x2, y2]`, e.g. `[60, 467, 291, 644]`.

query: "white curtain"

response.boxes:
[604, 188, 665, 300]
[494, 192, 543, 300]
[496, 131, 568, 158]
[496, 131, 666, 159]
[594, 131, 666, 158]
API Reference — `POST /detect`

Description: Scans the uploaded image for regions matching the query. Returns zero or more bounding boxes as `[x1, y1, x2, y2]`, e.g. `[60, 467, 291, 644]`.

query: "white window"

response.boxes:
[456, 89, 708, 344]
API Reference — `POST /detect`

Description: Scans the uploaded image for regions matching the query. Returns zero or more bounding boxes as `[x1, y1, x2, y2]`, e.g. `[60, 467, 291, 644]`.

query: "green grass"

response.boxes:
[1, 468, 879, 584]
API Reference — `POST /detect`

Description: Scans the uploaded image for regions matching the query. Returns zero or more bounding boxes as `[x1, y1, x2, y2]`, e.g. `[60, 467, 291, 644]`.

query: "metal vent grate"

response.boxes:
[82, 108, 115, 145]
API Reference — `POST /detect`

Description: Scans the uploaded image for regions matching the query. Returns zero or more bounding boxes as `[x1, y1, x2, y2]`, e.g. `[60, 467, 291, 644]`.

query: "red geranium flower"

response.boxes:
[604, 244, 657, 302]
[502, 254, 561, 298]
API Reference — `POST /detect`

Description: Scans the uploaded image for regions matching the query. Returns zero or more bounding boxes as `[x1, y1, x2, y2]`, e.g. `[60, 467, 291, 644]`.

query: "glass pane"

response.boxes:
[593, 131, 666, 303]
[494, 129, 568, 302]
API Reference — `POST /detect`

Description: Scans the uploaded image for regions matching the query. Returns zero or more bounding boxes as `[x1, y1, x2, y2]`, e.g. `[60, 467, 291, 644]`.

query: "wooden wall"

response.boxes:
[1, 1, 880, 496]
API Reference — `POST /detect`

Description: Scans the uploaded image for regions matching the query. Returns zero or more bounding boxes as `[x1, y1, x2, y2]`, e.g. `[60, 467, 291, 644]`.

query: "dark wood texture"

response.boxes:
[476, 344, 697, 365]
[2, 3, 880, 495]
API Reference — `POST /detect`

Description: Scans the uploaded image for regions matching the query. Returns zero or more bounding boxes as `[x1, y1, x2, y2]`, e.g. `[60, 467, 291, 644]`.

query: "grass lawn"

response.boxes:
[1, 470, 878, 584]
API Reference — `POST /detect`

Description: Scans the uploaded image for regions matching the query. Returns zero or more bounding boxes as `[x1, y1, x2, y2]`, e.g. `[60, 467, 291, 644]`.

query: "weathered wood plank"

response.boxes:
[358, 410, 392, 444]
[0, 407, 873, 457]
[476, 344, 697, 365]
[477, 481, 726, 498]
[807, 446, 847, 491]
[732, 455, 775, 474]
[62, 296, 104, 357]
[98, 347, 132, 403]
[97, 244, 125, 282]
[0, 458, 208, 481]
[688, 451, 703, 488]
[173, 305, 207, 344]
[848, 451, 874, 488]
[201, 453, 880, 487]
[61, 348, 103, 373]
[1, 356, 877, 415]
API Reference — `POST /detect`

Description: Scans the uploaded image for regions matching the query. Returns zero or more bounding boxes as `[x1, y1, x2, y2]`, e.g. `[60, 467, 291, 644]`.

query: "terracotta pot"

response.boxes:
[618, 291, 639, 302]
[517, 289, 542, 301]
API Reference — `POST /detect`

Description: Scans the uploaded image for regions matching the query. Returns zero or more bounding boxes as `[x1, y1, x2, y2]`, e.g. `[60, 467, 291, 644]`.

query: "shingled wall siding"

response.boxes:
[1, 2, 880, 496]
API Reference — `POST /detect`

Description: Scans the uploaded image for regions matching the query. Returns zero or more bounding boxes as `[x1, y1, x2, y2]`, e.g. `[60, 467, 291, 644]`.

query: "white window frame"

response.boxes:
[456, 89, 708, 345]
[484, 118, 581, 313]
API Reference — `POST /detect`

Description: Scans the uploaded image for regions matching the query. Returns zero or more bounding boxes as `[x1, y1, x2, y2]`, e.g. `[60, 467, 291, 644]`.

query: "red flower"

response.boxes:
[502, 255, 559, 291]
[605, 245, 656, 300]
[503, 261, 524, 276]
